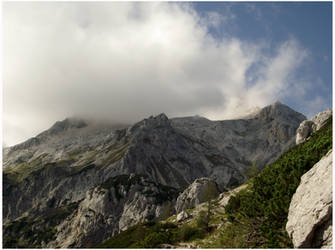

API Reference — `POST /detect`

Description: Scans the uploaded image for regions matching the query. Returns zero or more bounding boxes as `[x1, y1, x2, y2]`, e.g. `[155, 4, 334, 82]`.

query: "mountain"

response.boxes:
[98, 109, 332, 248]
[3, 102, 306, 247]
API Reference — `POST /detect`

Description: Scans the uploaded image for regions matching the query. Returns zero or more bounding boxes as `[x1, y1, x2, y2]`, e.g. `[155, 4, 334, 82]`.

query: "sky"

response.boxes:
[3, 2, 332, 147]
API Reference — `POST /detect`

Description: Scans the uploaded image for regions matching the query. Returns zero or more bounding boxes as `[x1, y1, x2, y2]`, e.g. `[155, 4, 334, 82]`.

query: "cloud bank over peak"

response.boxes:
[3, 2, 326, 146]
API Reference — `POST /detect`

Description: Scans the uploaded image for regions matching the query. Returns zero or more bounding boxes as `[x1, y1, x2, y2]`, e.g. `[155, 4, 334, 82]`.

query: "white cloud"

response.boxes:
[3, 2, 320, 146]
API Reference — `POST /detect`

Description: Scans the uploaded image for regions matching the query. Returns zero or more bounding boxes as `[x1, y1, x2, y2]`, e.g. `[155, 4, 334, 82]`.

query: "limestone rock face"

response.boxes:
[296, 109, 332, 144]
[312, 109, 333, 131]
[47, 174, 178, 248]
[175, 178, 219, 213]
[286, 149, 332, 248]
[313, 217, 333, 248]
[3, 102, 306, 248]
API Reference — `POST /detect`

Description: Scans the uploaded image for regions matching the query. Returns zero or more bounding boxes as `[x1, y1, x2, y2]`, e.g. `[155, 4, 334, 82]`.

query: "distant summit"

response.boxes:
[232, 101, 306, 122]
[256, 101, 306, 123]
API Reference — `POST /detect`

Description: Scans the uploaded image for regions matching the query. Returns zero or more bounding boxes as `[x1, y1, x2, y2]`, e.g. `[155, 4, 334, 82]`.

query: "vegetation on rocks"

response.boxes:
[101, 142, 130, 166]
[3, 153, 49, 184]
[196, 181, 218, 232]
[2, 104, 323, 248]
[222, 116, 332, 248]
[98, 116, 332, 248]
[3, 202, 79, 248]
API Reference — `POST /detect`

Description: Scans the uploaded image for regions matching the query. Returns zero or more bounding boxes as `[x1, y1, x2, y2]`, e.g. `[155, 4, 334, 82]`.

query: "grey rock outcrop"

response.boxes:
[312, 109, 333, 131]
[296, 120, 315, 145]
[175, 178, 219, 213]
[218, 183, 248, 207]
[296, 109, 332, 144]
[176, 210, 191, 222]
[36, 174, 177, 248]
[286, 149, 332, 248]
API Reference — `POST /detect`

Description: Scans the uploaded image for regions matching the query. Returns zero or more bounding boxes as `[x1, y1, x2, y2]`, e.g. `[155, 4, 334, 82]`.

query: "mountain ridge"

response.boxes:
[5, 101, 303, 152]
[97, 111, 332, 248]
[3, 101, 307, 247]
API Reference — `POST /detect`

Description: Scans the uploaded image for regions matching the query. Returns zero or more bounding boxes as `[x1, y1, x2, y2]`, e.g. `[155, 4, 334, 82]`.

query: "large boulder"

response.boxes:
[175, 178, 219, 213]
[176, 210, 191, 222]
[296, 109, 332, 145]
[286, 149, 332, 248]
[312, 109, 333, 131]
[296, 120, 315, 145]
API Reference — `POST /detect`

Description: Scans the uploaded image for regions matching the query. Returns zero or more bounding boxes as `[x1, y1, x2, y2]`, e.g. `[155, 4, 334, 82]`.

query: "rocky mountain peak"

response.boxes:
[143, 113, 169, 125]
[256, 101, 306, 123]
[40, 118, 88, 137]
[127, 113, 171, 136]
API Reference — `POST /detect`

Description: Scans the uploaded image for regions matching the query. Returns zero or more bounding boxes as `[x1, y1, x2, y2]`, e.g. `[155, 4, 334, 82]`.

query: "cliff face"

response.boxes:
[3, 102, 306, 247]
[47, 174, 178, 248]
[286, 149, 332, 248]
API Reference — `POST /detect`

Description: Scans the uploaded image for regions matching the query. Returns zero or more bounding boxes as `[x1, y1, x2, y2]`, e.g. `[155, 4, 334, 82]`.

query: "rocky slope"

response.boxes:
[3, 102, 306, 247]
[105, 145, 333, 249]
[286, 149, 332, 248]
[98, 108, 332, 249]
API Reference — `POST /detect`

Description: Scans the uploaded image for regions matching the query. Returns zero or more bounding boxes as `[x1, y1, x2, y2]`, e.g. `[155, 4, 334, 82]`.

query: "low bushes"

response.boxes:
[98, 221, 206, 248]
[222, 117, 332, 248]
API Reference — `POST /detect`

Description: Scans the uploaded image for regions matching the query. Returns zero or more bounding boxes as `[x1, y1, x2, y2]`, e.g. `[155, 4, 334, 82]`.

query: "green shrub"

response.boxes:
[138, 232, 172, 248]
[98, 220, 206, 248]
[222, 117, 332, 248]
[196, 210, 209, 231]
[177, 225, 205, 242]
[161, 222, 177, 229]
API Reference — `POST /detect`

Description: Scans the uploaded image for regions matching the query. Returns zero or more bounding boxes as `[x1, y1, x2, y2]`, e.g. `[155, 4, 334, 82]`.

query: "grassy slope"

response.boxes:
[97, 221, 206, 248]
[220, 116, 332, 248]
[98, 117, 332, 248]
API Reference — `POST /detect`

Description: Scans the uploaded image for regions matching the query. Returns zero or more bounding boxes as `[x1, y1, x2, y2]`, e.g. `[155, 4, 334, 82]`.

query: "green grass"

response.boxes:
[97, 221, 205, 248]
[4, 149, 101, 185]
[4, 162, 43, 184]
[221, 116, 332, 248]
[3, 153, 76, 185]
[102, 142, 130, 166]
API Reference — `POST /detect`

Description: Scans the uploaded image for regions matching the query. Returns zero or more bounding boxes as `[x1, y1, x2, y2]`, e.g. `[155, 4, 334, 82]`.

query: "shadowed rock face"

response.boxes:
[3, 102, 306, 248]
[286, 150, 332, 248]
